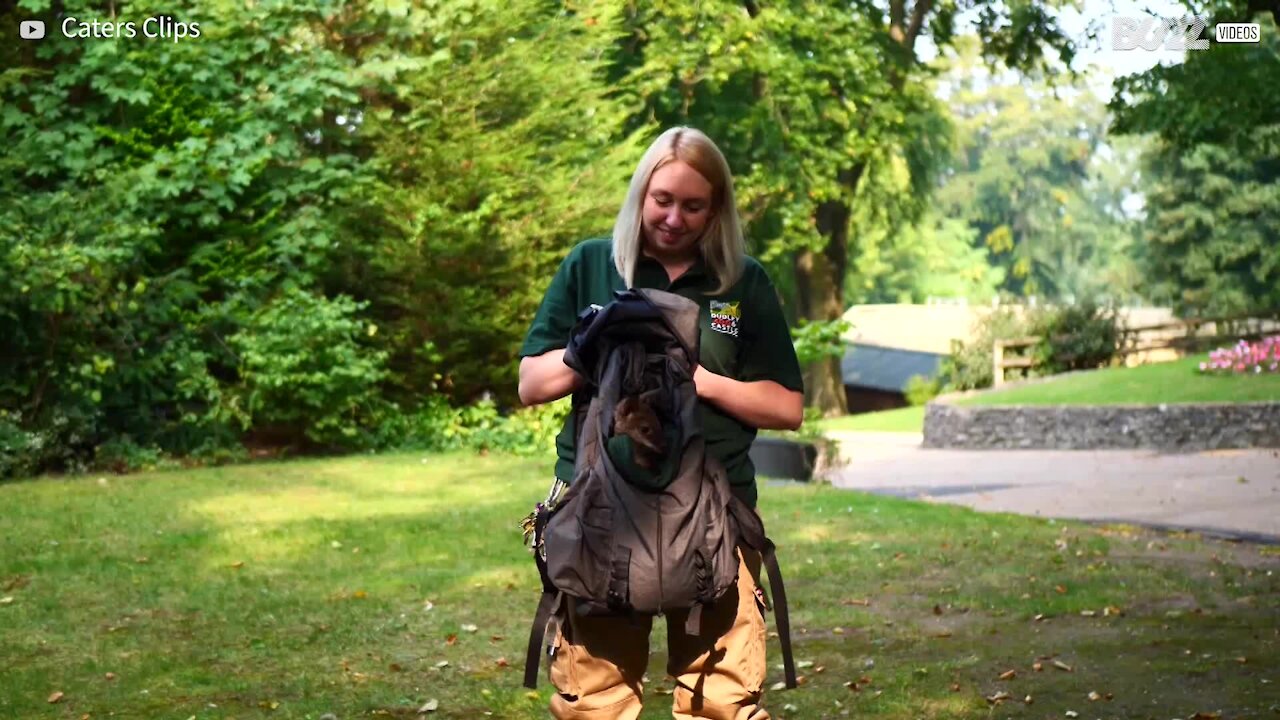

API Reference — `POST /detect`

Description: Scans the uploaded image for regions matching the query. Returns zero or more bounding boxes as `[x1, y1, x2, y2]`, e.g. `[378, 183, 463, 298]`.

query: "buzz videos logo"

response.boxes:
[1112, 15, 1211, 50]
[1112, 15, 1262, 50]
[20, 19, 46, 40]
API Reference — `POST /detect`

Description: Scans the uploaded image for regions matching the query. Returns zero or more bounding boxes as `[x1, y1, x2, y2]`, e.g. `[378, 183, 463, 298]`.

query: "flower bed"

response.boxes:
[1199, 335, 1280, 375]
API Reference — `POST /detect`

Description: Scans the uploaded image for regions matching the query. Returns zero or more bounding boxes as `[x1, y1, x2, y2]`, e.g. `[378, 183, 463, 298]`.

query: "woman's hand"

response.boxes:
[692, 364, 804, 431]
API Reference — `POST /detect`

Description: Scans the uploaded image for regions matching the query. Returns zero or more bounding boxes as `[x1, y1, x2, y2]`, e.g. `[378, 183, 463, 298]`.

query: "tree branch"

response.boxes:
[905, 0, 935, 50]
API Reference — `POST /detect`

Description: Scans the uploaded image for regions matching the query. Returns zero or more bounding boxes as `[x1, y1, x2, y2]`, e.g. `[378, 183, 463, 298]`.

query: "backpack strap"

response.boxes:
[523, 590, 564, 689]
[684, 602, 705, 636]
[760, 539, 797, 690]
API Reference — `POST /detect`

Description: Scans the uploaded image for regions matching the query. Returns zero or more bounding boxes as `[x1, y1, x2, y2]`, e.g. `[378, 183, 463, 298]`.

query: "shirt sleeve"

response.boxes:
[519, 247, 580, 358]
[737, 264, 805, 393]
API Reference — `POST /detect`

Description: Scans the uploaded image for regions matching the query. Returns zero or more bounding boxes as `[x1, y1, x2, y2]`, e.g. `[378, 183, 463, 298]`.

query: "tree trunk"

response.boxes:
[792, 168, 860, 416]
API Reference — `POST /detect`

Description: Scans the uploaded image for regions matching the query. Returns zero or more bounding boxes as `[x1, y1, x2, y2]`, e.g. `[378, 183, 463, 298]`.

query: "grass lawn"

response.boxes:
[2, 453, 1277, 719]
[960, 353, 1280, 407]
[819, 406, 925, 434]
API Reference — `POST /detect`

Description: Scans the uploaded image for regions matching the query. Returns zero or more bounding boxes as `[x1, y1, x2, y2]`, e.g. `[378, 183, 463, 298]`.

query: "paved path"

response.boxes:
[825, 431, 1280, 542]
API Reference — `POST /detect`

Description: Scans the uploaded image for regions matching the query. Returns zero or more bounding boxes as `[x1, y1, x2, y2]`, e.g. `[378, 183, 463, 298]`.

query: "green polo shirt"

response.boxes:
[519, 238, 804, 508]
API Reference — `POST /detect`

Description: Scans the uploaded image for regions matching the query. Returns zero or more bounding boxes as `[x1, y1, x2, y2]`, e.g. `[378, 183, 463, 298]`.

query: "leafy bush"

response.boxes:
[939, 307, 1039, 391]
[904, 374, 941, 405]
[1034, 302, 1121, 373]
[229, 289, 390, 449]
[374, 396, 570, 456]
[1199, 336, 1280, 374]
[791, 319, 853, 367]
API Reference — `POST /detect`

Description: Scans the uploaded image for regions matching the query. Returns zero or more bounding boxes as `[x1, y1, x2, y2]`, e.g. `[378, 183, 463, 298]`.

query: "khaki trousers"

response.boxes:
[548, 550, 770, 720]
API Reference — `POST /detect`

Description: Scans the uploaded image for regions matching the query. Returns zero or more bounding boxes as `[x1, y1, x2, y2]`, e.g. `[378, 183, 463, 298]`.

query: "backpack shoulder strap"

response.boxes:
[523, 590, 564, 689]
[760, 540, 797, 689]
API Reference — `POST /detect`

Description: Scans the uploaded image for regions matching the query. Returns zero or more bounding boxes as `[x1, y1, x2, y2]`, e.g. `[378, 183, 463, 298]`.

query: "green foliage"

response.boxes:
[940, 307, 1041, 391]
[229, 289, 390, 449]
[374, 396, 569, 456]
[943, 303, 1121, 391]
[847, 212, 1007, 304]
[1109, 20, 1280, 151]
[1109, 24, 1279, 315]
[791, 319, 853, 368]
[1033, 302, 1121, 374]
[1134, 126, 1280, 316]
[931, 37, 1145, 303]
[904, 374, 942, 406]
[341, 0, 638, 405]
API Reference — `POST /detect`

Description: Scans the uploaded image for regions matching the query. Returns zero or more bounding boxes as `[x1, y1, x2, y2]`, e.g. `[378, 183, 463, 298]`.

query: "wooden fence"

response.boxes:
[992, 311, 1280, 387]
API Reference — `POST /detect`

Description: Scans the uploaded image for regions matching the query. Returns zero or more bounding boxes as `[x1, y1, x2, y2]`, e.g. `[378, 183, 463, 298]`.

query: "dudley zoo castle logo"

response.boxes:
[709, 301, 741, 337]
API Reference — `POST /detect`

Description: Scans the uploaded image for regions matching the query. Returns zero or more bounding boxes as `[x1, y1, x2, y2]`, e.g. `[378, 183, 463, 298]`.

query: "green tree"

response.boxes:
[325, 0, 640, 406]
[608, 0, 1078, 413]
[1110, 18, 1280, 315]
[0, 0, 383, 472]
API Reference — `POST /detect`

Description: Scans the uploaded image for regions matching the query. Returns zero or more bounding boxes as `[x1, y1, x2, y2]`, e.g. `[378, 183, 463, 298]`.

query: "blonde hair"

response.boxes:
[612, 127, 745, 295]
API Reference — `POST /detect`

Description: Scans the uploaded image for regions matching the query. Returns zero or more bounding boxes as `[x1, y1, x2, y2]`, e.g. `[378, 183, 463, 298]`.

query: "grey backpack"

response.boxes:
[522, 288, 795, 689]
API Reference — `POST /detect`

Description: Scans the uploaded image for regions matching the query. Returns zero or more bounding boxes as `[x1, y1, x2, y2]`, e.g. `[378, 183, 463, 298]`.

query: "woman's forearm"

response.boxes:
[694, 366, 804, 431]
[518, 349, 583, 406]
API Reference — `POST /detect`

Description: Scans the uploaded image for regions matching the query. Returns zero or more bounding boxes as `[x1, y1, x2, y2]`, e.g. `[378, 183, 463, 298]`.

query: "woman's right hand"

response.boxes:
[518, 349, 583, 406]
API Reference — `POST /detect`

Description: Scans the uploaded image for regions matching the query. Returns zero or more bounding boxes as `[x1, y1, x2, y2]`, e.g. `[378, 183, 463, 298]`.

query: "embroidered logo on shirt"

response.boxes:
[709, 301, 741, 337]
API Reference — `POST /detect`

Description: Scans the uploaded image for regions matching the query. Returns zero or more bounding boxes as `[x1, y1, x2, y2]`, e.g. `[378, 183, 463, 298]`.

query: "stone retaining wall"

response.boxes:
[923, 402, 1280, 450]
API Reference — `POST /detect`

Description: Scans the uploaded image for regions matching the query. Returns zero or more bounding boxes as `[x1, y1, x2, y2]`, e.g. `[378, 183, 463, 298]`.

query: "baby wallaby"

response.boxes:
[613, 394, 666, 471]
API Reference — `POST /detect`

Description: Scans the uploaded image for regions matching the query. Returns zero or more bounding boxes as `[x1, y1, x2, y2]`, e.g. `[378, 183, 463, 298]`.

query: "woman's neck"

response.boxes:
[642, 248, 698, 284]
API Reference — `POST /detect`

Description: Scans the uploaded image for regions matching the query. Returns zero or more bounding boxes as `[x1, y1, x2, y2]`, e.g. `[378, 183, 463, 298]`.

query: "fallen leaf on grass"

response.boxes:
[135, 557, 149, 564]
[1055, 585, 1067, 594]
[461, 623, 478, 633]
[0, 597, 13, 606]
[352, 590, 367, 600]
[771, 681, 788, 691]
[1103, 605, 1123, 616]
[1080, 610, 1097, 617]
[1235, 656, 1248, 664]
[104, 672, 116, 681]
[1191, 713, 1221, 719]
[445, 634, 457, 646]
[47, 691, 64, 704]
[1065, 711, 1079, 718]
[985, 691, 1011, 705]
[495, 657, 509, 668]
[998, 669, 1017, 680]
[490, 635, 504, 642]
[434, 661, 449, 669]
[389, 663, 402, 672]
[1088, 691, 1101, 701]
[949, 683, 961, 692]
[230, 561, 244, 569]
[796, 660, 814, 669]
[1032, 662, 1043, 672]
[1023, 694, 1033, 704]
[1052, 660, 1074, 672]
[418, 698, 439, 713]
[841, 598, 870, 606]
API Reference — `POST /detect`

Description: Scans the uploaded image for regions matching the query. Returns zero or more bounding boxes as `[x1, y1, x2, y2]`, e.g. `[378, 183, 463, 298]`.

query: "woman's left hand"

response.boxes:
[692, 364, 720, 402]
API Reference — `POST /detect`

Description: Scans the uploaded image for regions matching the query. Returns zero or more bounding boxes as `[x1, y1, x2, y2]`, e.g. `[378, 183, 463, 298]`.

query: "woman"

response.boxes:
[518, 126, 804, 720]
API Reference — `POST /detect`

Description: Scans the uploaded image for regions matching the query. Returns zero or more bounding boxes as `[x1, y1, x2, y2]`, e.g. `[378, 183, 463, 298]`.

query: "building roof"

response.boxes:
[841, 343, 945, 393]
[841, 304, 994, 355]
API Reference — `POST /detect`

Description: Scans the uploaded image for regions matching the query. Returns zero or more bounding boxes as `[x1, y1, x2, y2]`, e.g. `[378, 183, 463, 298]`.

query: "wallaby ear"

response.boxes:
[638, 388, 664, 415]
[616, 395, 638, 417]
